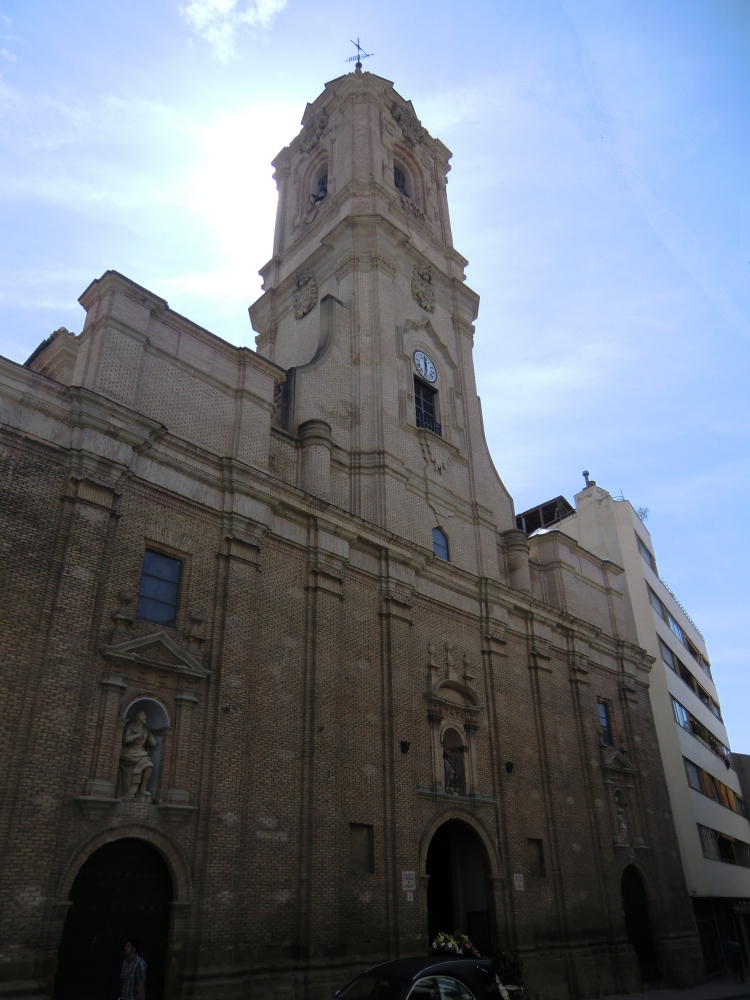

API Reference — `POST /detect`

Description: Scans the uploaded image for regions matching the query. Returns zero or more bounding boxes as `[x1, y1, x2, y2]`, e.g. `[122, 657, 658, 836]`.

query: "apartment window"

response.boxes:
[698, 824, 720, 861]
[137, 550, 182, 627]
[648, 586, 665, 620]
[349, 823, 374, 874]
[598, 702, 614, 746]
[432, 527, 449, 561]
[414, 377, 441, 436]
[718, 835, 736, 864]
[684, 758, 703, 792]
[667, 611, 685, 644]
[672, 697, 691, 731]
[526, 838, 546, 878]
[659, 638, 676, 672]
[635, 533, 656, 573]
[683, 756, 743, 815]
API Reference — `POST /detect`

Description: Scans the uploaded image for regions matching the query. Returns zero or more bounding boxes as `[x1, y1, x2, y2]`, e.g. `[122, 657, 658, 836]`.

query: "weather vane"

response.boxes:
[346, 38, 373, 71]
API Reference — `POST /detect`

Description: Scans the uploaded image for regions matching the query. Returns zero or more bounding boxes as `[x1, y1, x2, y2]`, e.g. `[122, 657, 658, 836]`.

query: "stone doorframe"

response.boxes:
[417, 805, 504, 949]
[48, 824, 194, 1000]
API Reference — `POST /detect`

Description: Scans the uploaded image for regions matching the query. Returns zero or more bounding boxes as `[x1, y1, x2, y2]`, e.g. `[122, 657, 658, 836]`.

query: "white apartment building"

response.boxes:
[516, 477, 750, 976]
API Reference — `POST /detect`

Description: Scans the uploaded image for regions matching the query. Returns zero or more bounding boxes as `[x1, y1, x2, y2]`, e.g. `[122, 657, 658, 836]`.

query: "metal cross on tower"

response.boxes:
[346, 37, 373, 71]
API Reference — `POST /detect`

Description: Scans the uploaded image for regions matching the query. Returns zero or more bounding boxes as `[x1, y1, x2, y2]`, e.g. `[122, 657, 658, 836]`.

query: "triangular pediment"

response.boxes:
[100, 632, 209, 679]
[602, 747, 637, 773]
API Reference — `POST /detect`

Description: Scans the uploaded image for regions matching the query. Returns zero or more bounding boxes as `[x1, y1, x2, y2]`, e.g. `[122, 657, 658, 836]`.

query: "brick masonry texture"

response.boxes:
[0, 68, 703, 1000]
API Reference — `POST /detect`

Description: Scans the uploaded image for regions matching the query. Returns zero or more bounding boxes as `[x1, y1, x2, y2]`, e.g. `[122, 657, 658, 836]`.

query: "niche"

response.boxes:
[122, 698, 170, 800]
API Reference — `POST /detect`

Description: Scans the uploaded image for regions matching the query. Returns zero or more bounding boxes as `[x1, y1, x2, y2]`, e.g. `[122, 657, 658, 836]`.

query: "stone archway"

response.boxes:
[53, 838, 173, 1000]
[621, 864, 659, 984]
[426, 818, 494, 956]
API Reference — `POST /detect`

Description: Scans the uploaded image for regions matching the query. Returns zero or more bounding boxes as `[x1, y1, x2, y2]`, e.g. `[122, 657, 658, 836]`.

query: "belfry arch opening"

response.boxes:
[426, 819, 493, 956]
[53, 838, 173, 1000]
[621, 864, 659, 984]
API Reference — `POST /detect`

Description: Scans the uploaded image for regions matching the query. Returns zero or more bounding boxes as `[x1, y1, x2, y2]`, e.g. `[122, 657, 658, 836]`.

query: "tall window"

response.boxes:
[672, 696, 691, 731]
[137, 550, 182, 627]
[635, 533, 657, 572]
[394, 165, 407, 194]
[432, 527, 449, 561]
[598, 702, 614, 746]
[348, 823, 374, 873]
[414, 377, 441, 436]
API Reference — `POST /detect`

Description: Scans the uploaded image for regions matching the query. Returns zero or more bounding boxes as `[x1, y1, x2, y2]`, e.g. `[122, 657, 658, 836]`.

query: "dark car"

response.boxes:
[334, 956, 496, 1000]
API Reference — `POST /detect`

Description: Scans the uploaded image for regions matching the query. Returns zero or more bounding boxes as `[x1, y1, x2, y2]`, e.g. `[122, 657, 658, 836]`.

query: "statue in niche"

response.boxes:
[117, 711, 157, 801]
[443, 744, 459, 794]
[616, 806, 629, 844]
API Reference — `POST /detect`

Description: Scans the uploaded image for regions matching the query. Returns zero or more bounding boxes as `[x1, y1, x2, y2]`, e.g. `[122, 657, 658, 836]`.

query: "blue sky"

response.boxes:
[1, 1, 748, 748]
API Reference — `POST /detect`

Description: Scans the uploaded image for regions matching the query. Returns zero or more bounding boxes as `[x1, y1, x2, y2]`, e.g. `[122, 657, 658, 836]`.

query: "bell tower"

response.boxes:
[250, 67, 515, 580]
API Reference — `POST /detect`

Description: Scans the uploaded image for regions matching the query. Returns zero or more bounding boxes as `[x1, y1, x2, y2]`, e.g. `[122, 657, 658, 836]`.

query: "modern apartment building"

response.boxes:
[517, 478, 750, 975]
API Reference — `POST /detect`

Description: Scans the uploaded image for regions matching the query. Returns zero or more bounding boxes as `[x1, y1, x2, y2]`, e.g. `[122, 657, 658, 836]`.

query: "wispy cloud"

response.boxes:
[179, 0, 287, 61]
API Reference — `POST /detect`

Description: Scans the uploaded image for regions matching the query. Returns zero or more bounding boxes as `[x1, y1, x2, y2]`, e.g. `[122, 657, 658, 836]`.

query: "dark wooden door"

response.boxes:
[54, 838, 172, 1000]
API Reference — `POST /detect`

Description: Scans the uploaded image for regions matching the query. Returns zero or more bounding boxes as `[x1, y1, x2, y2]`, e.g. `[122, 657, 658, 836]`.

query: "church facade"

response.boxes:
[0, 69, 703, 1000]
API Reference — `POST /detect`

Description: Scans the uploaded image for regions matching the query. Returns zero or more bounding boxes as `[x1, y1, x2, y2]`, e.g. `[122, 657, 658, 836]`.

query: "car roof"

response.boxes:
[363, 957, 492, 982]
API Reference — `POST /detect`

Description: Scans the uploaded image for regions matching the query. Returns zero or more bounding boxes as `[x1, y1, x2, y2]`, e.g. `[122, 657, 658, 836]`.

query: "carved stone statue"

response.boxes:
[293, 270, 318, 319]
[117, 711, 157, 801]
[412, 265, 435, 312]
[616, 806, 629, 843]
[297, 112, 328, 154]
[391, 103, 426, 146]
[443, 745, 458, 794]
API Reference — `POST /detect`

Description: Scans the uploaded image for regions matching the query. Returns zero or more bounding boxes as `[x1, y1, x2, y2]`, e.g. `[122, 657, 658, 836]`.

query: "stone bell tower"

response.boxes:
[250, 67, 515, 580]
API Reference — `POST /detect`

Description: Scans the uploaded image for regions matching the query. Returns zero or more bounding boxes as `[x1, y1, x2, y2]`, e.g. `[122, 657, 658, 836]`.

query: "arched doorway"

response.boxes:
[621, 865, 659, 984]
[53, 838, 173, 1000]
[426, 819, 493, 956]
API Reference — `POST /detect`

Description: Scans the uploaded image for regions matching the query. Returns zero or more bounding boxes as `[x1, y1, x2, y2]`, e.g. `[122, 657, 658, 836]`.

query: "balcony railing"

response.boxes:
[416, 412, 442, 436]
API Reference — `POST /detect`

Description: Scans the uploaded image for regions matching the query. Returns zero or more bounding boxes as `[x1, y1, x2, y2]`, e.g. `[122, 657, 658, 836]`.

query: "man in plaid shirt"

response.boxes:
[121, 939, 147, 1000]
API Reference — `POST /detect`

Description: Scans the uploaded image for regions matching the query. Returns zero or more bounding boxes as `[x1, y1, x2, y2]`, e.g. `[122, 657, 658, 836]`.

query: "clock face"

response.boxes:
[413, 350, 437, 383]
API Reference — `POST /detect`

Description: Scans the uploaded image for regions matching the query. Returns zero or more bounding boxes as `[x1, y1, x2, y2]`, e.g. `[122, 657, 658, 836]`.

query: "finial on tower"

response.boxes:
[346, 37, 373, 72]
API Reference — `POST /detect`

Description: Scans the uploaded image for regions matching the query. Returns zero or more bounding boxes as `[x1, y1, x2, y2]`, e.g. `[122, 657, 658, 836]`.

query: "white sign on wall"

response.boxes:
[402, 871, 416, 891]
[514, 873, 525, 891]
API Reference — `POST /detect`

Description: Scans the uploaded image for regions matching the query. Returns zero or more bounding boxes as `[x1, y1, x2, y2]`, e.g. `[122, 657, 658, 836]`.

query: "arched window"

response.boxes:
[432, 527, 449, 561]
[613, 788, 628, 808]
[394, 161, 410, 198]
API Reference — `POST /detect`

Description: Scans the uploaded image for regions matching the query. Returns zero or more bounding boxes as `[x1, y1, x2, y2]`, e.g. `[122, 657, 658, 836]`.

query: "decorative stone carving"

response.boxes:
[156, 789, 198, 827]
[74, 778, 118, 821]
[462, 653, 476, 685]
[293, 270, 318, 319]
[391, 103, 426, 146]
[185, 611, 207, 657]
[100, 631, 209, 680]
[110, 589, 135, 643]
[445, 642, 456, 681]
[297, 112, 328, 154]
[116, 712, 157, 801]
[400, 193, 427, 223]
[411, 265, 435, 312]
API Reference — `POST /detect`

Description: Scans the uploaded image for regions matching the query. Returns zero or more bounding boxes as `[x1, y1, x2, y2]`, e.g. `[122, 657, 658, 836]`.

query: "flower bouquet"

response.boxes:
[454, 932, 480, 957]
[430, 932, 460, 955]
[491, 946, 525, 1000]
